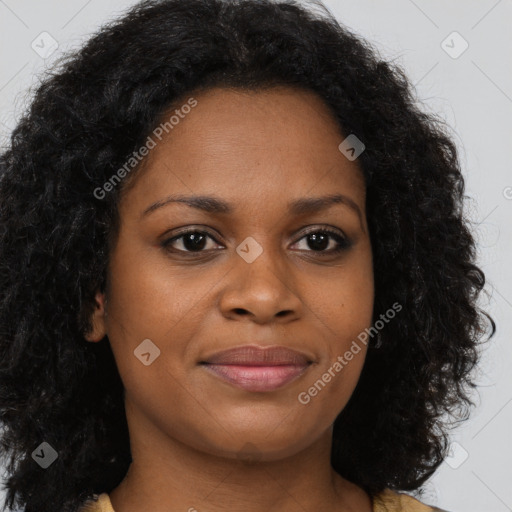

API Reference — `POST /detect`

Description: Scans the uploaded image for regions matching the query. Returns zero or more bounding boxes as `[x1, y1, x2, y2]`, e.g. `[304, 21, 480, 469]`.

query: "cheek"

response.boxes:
[103, 241, 217, 389]
[105, 243, 194, 339]
[102, 255, 195, 425]
[102, 244, 173, 373]
[307, 260, 374, 345]
[298, 261, 374, 411]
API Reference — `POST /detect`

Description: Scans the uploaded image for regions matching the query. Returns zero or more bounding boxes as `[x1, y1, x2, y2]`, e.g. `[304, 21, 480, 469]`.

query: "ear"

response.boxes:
[84, 291, 107, 342]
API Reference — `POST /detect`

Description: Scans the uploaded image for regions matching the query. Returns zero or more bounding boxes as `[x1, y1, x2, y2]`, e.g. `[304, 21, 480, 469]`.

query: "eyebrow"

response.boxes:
[141, 193, 364, 229]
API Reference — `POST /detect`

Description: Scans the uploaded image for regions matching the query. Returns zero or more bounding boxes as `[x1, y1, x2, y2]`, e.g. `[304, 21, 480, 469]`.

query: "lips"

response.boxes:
[200, 345, 313, 392]
[201, 345, 312, 366]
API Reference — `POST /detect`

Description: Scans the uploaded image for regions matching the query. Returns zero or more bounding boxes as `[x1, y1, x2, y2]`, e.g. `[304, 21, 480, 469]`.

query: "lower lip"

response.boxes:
[201, 363, 310, 392]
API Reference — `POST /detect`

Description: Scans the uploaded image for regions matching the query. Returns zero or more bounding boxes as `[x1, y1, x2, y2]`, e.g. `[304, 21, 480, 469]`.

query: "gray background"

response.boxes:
[1, 1, 511, 511]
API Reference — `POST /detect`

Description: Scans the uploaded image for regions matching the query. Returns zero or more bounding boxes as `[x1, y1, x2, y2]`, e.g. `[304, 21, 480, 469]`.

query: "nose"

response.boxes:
[218, 243, 303, 324]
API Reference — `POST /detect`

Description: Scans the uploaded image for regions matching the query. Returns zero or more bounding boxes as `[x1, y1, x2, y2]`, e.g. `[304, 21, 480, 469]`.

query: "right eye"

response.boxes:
[160, 229, 224, 253]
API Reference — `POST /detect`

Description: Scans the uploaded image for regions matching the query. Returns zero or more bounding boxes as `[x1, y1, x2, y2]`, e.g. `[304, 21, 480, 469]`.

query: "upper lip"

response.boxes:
[200, 345, 313, 366]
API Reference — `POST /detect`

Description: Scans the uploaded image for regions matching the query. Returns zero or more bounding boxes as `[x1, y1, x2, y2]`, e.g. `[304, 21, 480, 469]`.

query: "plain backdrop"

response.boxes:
[0, 1, 511, 511]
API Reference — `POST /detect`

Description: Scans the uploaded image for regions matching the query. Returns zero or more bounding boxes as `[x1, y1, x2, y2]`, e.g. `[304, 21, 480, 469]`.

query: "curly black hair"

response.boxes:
[0, 0, 495, 511]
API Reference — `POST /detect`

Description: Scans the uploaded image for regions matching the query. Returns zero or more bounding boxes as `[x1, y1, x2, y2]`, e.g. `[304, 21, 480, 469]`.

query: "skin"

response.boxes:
[86, 85, 374, 512]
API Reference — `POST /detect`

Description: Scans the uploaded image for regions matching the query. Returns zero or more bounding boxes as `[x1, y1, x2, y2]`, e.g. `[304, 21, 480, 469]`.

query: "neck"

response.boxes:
[109, 401, 372, 512]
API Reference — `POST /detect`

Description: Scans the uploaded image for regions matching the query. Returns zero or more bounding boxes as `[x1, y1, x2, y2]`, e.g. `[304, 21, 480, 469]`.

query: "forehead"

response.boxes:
[121, 86, 366, 215]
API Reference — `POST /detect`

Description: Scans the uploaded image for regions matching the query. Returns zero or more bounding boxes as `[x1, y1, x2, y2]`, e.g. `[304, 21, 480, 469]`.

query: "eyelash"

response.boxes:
[160, 226, 352, 257]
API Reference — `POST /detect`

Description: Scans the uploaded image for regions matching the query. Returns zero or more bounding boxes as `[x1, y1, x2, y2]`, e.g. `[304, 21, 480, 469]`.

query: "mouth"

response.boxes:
[199, 345, 313, 393]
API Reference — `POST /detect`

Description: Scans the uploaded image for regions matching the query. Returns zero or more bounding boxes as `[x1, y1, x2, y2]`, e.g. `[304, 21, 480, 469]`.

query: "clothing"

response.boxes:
[78, 489, 447, 511]
[373, 489, 448, 511]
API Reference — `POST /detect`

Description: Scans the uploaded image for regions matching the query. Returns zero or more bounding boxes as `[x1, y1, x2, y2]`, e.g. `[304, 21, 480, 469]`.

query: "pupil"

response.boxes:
[184, 233, 206, 251]
[308, 233, 328, 251]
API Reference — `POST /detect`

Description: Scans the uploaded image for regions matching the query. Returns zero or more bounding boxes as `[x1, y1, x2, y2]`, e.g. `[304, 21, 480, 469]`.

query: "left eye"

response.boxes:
[293, 229, 351, 254]
[161, 228, 351, 254]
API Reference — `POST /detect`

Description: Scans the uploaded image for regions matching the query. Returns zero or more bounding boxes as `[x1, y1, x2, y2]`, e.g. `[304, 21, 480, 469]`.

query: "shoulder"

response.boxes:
[78, 493, 115, 512]
[77, 489, 451, 512]
[373, 488, 450, 512]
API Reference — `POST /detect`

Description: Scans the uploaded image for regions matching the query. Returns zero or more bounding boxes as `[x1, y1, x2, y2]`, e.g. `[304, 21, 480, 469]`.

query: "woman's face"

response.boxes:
[89, 86, 374, 461]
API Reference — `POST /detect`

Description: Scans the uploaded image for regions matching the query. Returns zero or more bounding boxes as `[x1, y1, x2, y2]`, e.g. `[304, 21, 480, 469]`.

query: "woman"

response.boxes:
[0, 0, 494, 511]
